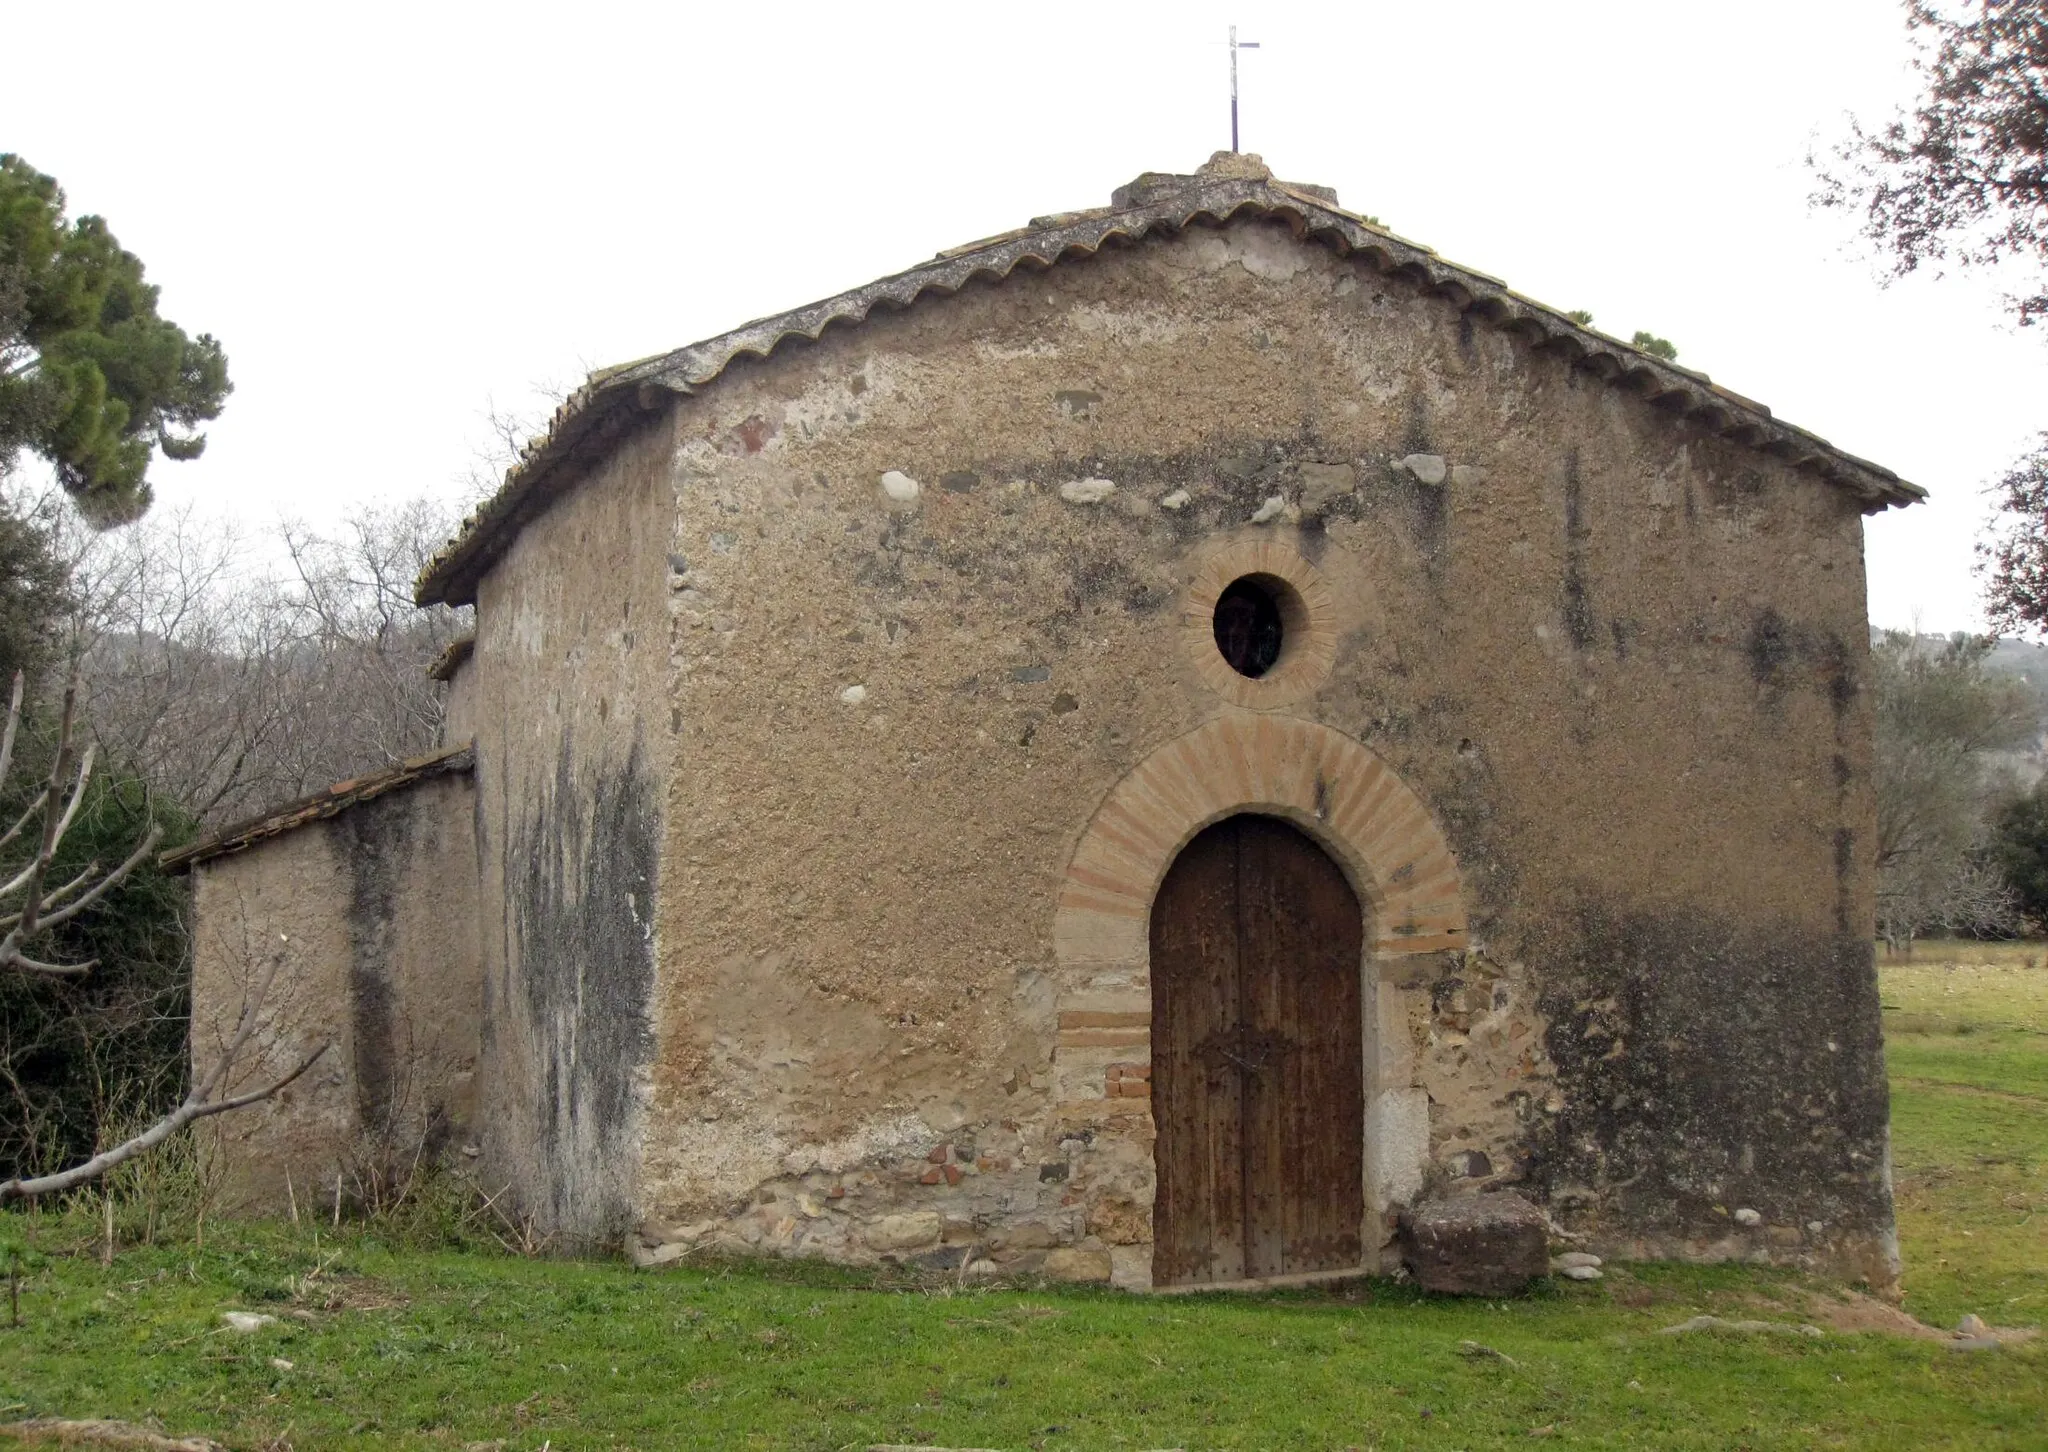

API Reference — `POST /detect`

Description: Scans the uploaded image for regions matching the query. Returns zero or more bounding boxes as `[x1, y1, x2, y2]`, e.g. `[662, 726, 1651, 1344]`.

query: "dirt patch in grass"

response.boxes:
[0, 1419, 225, 1451]
[294, 1274, 410, 1314]
[1798, 1289, 1949, 1340]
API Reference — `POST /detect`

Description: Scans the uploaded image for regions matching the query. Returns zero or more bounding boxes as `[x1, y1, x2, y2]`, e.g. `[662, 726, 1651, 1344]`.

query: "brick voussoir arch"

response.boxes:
[1053, 713, 1469, 972]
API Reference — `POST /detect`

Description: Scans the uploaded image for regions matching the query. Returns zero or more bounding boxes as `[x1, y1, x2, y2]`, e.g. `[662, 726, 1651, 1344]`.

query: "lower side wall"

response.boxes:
[629, 935, 1898, 1292]
[186, 773, 481, 1213]
[1526, 903, 1898, 1287]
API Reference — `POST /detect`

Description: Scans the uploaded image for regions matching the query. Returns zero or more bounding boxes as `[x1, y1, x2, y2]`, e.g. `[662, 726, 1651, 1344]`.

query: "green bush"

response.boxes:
[0, 736, 197, 1183]
[1991, 778, 2048, 929]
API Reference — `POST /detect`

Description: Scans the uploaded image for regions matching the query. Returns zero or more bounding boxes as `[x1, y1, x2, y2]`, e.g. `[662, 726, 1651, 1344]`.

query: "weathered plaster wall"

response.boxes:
[463, 416, 675, 1241]
[607, 216, 1888, 1286]
[188, 773, 481, 1211]
[442, 656, 477, 748]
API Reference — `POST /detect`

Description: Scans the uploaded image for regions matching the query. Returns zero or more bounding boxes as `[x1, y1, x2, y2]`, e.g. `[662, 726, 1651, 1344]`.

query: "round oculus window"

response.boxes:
[1213, 575, 1287, 679]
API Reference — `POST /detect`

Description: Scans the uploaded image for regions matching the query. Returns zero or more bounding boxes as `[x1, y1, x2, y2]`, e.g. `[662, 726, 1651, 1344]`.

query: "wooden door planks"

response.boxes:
[1150, 820, 1247, 1286]
[1150, 814, 1365, 1287]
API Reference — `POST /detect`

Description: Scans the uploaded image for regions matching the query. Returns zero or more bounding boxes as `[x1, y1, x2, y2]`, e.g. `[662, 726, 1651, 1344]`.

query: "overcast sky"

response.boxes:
[9, 0, 2044, 633]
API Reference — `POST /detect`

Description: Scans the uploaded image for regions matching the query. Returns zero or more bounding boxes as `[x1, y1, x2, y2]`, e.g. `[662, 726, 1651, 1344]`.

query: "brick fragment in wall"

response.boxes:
[1085, 1194, 1152, 1245]
[1103, 1061, 1153, 1099]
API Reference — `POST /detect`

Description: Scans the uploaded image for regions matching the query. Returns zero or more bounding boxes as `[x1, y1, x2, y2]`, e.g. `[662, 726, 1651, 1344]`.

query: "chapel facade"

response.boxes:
[172, 153, 1920, 1291]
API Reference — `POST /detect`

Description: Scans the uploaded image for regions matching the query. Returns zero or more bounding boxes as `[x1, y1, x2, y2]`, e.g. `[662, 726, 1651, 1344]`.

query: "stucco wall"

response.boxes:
[588, 217, 1892, 1286]
[189, 772, 481, 1212]
[442, 654, 477, 748]
[463, 415, 676, 1241]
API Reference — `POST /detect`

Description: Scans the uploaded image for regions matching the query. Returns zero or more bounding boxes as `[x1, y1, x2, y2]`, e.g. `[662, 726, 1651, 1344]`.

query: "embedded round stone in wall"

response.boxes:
[1397, 453, 1448, 486]
[1059, 477, 1116, 505]
[1399, 1192, 1549, 1297]
[1213, 575, 1289, 679]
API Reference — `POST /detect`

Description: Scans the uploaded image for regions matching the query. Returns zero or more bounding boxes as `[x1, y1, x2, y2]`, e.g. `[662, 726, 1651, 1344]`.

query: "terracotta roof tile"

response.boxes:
[160, 743, 475, 873]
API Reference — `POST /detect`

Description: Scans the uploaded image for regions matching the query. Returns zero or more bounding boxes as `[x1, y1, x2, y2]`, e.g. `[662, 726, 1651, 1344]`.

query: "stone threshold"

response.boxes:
[1149, 1264, 1372, 1295]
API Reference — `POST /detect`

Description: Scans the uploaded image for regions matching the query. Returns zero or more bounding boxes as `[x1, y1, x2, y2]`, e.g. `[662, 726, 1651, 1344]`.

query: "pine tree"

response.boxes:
[0, 155, 231, 525]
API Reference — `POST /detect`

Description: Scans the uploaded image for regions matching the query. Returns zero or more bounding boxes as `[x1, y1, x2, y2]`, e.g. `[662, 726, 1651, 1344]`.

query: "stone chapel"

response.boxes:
[169, 153, 1921, 1291]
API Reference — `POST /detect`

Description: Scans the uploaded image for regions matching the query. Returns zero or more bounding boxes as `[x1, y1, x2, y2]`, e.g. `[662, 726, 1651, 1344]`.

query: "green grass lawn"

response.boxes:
[1881, 941, 2048, 1338]
[1, 944, 2042, 1451]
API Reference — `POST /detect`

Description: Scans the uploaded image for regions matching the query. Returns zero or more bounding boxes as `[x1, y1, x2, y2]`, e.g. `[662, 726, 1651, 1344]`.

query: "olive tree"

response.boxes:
[1871, 630, 2040, 954]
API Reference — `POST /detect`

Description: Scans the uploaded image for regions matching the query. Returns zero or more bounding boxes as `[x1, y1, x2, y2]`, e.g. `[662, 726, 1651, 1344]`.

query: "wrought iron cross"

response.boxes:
[1229, 25, 1261, 154]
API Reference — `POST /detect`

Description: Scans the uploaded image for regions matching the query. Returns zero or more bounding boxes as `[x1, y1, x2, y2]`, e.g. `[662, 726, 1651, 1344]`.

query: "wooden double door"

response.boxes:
[1150, 813, 1365, 1287]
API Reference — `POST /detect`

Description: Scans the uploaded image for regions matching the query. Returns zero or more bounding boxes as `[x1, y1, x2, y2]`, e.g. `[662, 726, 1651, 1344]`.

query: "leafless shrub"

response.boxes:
[61, 498, 473, 828]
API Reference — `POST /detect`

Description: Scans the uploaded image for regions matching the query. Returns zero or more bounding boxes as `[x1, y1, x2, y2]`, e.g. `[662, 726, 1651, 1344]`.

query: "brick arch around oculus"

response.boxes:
[1053, 712, 1468, 980]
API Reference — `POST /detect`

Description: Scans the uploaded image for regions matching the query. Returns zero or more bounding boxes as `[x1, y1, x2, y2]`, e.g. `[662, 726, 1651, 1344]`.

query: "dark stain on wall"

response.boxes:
[337, 797, 412, 1136]
[1560, 450, 1595, 651]
[1748, 608, 1794, 686]
[1833, 828, 1857, 937]
[1745, 608, 1858, 718]
[508, 730, 659, 1237]
[474, 765, 497, 1055]
[1522, 902, 1892, 1244]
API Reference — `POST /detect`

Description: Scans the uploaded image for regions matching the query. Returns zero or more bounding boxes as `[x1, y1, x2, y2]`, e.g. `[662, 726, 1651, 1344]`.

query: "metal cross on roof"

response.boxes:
[1230, 25, 1261, 154]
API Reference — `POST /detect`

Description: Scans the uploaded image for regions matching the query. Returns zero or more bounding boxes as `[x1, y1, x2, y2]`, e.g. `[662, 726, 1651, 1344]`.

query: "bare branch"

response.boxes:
[0, 856, 102, 927]
[0, 670, 20, 787]
[7, 677, 79, 944]
[0, 784, 50, 855]
[3, 825, 161, 943]
[0, 1043, 328, 1202]
[4, 951, 94, 978]
[0, 660, 151, 977]
[1, 918, 327, 1200]
[192, 937, 290, 1104]
[0, 743, 92, 901]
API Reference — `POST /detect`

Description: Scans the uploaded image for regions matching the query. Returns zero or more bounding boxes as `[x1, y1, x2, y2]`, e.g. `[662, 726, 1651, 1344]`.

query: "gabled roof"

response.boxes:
[160, 743, 475, 873]
[415, 153, 1924, 608]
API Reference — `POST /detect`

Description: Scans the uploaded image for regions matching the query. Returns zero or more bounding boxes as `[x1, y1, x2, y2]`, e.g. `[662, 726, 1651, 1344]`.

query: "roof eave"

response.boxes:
[160, 743, 477, 873]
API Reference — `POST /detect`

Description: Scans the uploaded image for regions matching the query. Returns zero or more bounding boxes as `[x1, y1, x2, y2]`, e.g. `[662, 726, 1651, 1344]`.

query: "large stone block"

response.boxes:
[864, 1212, 942, 1253]
[1399, 1192, 1548, 1297]
[1041, 1248, 1113, 1282]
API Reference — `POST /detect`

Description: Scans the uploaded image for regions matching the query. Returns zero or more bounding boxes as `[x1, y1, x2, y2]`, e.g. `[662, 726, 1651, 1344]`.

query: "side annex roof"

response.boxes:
[415, 156, 1924, 608]
[160, 743, 475, 873]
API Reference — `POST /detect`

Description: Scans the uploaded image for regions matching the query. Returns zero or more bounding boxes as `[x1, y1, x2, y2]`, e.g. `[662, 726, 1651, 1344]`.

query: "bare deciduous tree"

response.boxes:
[61, 498, 473, 829]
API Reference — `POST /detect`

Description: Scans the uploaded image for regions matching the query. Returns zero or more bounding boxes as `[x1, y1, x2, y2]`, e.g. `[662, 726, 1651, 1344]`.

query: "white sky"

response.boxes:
[9, 0, 2045, 633]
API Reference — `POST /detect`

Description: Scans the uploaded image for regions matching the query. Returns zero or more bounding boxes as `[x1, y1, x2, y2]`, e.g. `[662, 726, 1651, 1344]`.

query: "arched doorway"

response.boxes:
[1150, 813, 1365, 1286]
